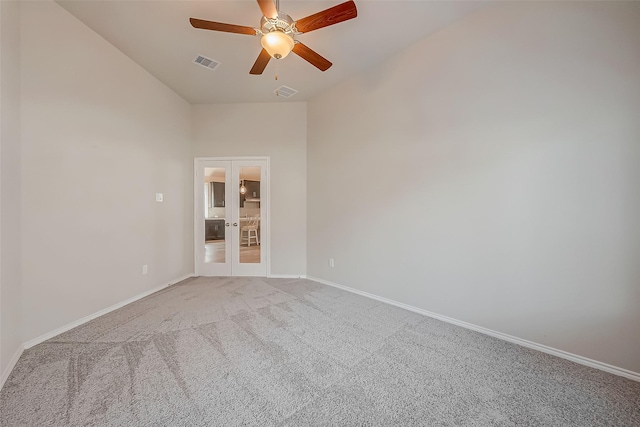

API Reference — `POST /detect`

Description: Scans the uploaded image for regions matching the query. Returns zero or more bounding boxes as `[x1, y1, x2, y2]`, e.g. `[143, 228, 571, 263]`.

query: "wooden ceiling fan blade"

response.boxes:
[295, 0, 357, 33]
[257, 0, 278, 20]
[292, 43, 332, 71]
[190, 18, 256, 36]
[250, 49, 272, 75]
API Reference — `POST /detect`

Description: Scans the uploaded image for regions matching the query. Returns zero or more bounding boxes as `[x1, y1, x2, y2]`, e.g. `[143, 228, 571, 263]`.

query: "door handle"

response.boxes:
[225, 223, 230, 227]
[233, 223, 238, 227]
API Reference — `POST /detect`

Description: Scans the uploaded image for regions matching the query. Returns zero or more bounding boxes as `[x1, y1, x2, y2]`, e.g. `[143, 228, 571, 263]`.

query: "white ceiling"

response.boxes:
[205, 166, 261, 181]
[55, 0, 490, 104]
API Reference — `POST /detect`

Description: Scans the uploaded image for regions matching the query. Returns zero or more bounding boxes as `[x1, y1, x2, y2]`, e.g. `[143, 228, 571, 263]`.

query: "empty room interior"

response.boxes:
[1, 0, 639, 425]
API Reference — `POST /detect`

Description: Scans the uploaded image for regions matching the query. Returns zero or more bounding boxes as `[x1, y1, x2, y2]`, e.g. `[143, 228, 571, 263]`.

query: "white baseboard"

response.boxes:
[307, 276, 640, 383]
[23, 274, 194, 350]
[1, 344, 24, 390]
[267, 274, 308, 279]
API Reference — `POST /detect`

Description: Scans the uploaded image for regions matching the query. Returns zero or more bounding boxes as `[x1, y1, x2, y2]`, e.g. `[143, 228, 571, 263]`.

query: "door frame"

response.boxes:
[194, 156, 270, 276]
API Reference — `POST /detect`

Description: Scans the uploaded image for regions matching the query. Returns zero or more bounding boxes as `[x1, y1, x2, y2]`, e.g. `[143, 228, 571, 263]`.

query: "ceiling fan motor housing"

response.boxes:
[260, 12, 297, 38]
[259, 12, 297, 59]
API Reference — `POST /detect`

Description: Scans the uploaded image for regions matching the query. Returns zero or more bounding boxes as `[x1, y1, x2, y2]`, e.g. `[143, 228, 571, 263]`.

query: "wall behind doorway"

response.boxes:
[191, 103, 307, 276]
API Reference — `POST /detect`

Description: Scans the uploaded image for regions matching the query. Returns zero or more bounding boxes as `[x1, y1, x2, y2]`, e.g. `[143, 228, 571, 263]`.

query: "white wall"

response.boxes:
[192, 103, 307, 276]
[307, 1, 640, 373]
[0, 0, 23, 382]
[20, 1, 193, 342]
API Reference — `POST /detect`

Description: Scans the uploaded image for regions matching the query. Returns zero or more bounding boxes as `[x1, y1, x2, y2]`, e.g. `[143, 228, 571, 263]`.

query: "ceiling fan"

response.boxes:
[190, 0, 358, 75]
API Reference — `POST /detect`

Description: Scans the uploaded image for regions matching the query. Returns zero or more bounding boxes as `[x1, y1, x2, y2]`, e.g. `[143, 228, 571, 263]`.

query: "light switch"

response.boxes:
[155, 193, 163, 202]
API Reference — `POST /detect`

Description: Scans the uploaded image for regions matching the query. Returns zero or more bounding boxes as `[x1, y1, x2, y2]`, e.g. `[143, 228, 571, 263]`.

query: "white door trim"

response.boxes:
[194, 157, 270, 277]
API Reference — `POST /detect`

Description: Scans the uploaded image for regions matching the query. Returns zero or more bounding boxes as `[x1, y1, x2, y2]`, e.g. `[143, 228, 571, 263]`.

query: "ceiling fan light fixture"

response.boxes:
[261, 30, 294, 59]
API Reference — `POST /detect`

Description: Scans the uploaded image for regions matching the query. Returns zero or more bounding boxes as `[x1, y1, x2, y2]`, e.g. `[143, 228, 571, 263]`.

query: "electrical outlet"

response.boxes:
[142, 265, 148, 275]
[155, 193, 163, 202]
[329, 258, 335, 268]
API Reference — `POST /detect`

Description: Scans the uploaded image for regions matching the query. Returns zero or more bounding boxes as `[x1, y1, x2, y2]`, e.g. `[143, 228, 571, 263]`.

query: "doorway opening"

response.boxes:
[195, 158, 269, 276]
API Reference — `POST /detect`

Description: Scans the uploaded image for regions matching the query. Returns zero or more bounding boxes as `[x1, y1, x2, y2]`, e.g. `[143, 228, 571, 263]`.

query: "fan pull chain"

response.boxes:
[274, 46, 281, 96]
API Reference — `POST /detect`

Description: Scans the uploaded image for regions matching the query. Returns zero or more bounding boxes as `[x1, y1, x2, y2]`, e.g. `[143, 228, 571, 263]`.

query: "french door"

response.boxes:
[195, 158, 269, 276]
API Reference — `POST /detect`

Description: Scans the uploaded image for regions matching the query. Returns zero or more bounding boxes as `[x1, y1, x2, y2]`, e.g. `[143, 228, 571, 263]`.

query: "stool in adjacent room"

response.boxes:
[241, 217, 260, 246]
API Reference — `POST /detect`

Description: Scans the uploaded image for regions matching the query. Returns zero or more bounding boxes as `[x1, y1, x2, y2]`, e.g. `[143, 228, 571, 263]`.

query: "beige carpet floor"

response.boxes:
[1, 276, 639, 426]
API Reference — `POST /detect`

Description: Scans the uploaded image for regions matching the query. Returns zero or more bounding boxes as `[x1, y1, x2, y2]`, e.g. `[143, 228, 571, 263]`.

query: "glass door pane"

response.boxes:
[238, 166, 261, 264]
[204, 167, 227, 264]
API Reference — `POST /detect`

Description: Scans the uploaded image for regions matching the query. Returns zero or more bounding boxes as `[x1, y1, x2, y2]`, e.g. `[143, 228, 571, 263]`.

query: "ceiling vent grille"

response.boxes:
[274, 85, 298, 98]
[194, 54, 220, 71]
